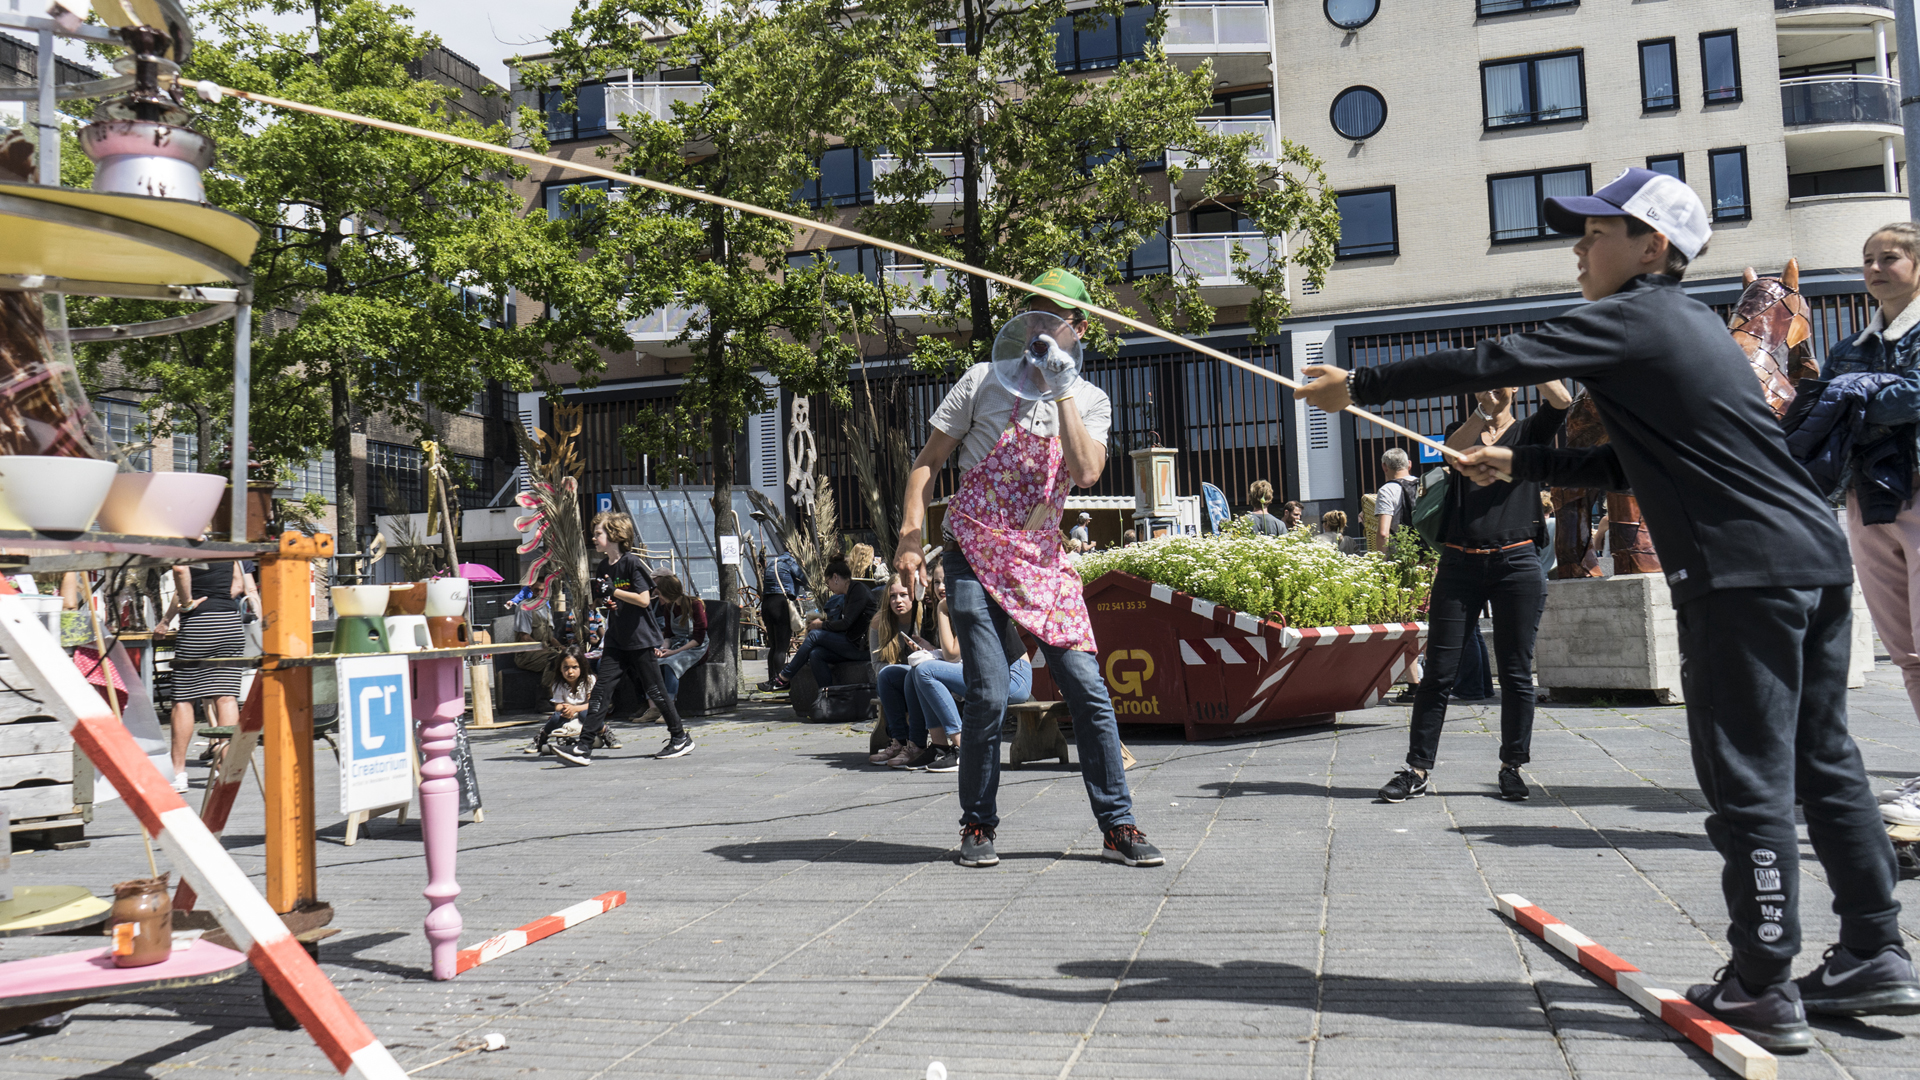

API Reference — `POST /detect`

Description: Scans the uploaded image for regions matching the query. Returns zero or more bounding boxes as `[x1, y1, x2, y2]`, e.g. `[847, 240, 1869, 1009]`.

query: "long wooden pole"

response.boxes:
[183, 79, 1468, 466]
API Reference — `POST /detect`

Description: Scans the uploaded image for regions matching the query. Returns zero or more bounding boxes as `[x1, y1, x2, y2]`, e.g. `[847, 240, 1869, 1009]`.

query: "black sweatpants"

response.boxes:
[761, 597, 793, 682]
[581, 647, 685, 740]
[1678, 585, 1902, 986]
[1408, 546, 1544, 770]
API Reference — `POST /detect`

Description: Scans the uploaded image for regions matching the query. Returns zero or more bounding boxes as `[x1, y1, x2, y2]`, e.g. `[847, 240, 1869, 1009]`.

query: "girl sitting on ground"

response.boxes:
[529, 648, 597, 755]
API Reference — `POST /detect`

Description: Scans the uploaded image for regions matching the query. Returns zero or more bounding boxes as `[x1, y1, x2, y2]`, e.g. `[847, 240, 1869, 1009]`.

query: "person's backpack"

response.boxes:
[1411, 468, 1448, 551]
[811, 682, 875, 723]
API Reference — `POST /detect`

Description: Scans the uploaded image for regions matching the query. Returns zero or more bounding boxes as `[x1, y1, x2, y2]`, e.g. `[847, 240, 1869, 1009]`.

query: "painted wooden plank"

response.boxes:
[0, 749, 72, 786]
[0, 782, 76, 819]
[0, 720, 70, 757]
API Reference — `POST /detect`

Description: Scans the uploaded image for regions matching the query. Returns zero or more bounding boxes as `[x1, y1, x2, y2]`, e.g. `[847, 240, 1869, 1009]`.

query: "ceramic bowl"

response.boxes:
[426, 615, 468, 649]
[424, 577, 470, 617]
[330, 585, 391, 618]
[96, 471, 228, 537]
[384, 615, 430, 652]
[384, 582, 427, 616]
[0, 456, 117, 532]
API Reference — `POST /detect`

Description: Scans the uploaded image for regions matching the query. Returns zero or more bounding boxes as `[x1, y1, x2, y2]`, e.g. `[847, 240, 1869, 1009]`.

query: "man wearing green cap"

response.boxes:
[893, 269, 1163, 870]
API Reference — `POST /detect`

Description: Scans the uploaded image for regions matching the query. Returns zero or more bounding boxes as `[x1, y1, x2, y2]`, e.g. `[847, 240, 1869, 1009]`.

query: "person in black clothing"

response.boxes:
[758, 559, 875, 692]
[554, 511, 694, 765]
[1297, 168, 1915, 1049]
[1380, 379, 1573, 804]
[760, 550, 808, 682]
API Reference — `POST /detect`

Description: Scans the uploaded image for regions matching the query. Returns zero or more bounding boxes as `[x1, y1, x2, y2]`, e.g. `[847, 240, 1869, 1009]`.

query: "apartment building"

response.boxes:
[507, 0, 1892, 543]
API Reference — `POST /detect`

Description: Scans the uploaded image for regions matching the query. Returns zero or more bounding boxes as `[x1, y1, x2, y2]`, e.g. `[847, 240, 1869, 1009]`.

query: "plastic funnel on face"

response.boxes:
[990, 310, 1083, 402]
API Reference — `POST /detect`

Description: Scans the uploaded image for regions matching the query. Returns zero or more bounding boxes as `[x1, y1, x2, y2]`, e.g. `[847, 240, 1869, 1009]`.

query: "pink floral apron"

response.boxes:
[947, 420, 1097, 652]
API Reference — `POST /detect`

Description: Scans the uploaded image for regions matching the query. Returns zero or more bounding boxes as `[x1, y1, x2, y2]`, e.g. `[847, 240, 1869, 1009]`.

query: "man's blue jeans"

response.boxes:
[781, 628, 867, 688]
[943, 550, 1135, 831]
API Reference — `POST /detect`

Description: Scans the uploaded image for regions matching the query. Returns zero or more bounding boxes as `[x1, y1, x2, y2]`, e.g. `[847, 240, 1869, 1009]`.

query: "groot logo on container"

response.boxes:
[1104, 649, 1162, 716]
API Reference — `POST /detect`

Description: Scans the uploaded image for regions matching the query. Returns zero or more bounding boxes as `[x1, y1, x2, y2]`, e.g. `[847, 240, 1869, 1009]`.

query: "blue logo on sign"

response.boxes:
[595, 493, 614, 514]
[345, 673, 407, 770]
[1419, 441, 1443, 464]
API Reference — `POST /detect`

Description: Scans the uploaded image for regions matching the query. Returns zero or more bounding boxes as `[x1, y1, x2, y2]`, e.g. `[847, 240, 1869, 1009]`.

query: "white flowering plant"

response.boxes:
[1079, 523, 1433, 628]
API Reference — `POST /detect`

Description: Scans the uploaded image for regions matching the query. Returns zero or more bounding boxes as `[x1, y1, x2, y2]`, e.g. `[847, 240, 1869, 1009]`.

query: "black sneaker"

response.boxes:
[926, 745, 960, 773]
[1497, 764, 1529, 801]
[1388, 687, 1417, 705]
[1684, 966, 1813, 1053]
[552, 738, 593, 767]
[958, 823, 998, 867]
[755, 676, 789, 692]
[594, 729, 621, 750]
[902, 744, 942, 770]
[656, 734, 695, 760]
[1794, 944, 1920, 1017]
[1379, 768, 1430, 803]
[1102, 824, 1164, 867]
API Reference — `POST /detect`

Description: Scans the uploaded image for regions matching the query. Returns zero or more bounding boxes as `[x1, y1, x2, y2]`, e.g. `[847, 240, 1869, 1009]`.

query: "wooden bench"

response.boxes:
[866, 698, 1136, 770]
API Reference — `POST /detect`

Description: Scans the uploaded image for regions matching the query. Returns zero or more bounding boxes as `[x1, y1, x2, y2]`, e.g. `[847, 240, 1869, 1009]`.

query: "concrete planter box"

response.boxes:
[1537, 572, 1874, 703]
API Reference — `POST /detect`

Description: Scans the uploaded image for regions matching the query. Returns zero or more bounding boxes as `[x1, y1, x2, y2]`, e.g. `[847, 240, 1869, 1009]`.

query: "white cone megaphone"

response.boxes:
[991, 310, 1083, 402]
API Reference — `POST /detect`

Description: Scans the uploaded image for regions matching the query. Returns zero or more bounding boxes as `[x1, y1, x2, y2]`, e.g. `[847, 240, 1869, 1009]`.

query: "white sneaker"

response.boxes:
[869, 740, 904, 766]
[1884, 791, 1920, 828]
[172, 771, 189, 793]
[1877, 776, 1920, 804]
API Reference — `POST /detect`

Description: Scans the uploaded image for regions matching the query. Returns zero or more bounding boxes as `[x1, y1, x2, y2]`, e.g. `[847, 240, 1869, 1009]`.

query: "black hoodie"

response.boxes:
[1349, 274, 1851, 605]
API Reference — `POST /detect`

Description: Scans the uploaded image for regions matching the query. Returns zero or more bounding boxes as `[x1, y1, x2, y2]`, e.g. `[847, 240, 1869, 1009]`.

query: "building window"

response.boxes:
[1708, 147, 1750, 221]
[788, 245, 893, 283]
[93, 399, 151, 471]
[542, 83, 607, 142]
[543, 178, 624, 222]
[1789, 165, 1892, 198]
[173, 432, 198, 473]
[1125, 220, 1171, 279]
[1700, 31, 1741, 104]
[1477, 0, 1576, 14]
[279, 452, 336, 503]
[1646, 154, 1686, 181]
[1639, 39, 1678, 111]
[1329, 86, 1388, 141]
[1482, 52, 1586, 129]
[795, 146, 874, 209]
[454, 455, 495, 510]
[1324, 0, 1378, 31]
[1203, 88, 1274, 118]
[367, 442, 425, 514]
[1190, 206, 1253, 234]
[1053, 3, 1154, 72]
[1335, 188, 1397, 258]
[1488, 165, 1590, 242]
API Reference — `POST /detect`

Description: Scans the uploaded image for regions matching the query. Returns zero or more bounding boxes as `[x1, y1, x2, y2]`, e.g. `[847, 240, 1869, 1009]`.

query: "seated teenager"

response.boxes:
[760, 559, 875, 692]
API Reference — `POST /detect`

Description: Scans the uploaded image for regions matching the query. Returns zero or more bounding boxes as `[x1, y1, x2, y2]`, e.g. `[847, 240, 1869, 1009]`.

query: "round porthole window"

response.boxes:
[1324, 0, 1379, 30]
[1330, 86, 1387, 141]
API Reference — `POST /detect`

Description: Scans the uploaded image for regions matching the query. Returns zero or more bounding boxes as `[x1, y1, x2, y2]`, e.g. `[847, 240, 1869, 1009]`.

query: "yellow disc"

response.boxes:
[0, 182, 257, 286]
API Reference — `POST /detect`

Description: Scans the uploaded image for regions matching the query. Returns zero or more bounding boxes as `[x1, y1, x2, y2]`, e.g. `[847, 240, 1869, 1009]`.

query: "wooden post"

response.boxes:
[262, 532, 330, 914]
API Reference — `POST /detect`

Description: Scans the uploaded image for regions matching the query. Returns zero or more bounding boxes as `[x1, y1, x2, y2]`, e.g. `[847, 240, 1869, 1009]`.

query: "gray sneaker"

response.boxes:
[1794, 944, 1920, 1017]
[958, 823, 998, 867]
[1684, 967, 1813, 1052]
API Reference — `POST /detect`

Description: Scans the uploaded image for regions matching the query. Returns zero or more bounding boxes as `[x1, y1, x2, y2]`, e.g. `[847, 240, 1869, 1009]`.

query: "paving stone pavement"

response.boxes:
[4, 665, 1919, 1080]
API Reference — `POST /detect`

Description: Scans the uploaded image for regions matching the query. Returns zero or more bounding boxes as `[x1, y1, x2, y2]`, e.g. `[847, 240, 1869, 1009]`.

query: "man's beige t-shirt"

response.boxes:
[929, 363, 1111, 542]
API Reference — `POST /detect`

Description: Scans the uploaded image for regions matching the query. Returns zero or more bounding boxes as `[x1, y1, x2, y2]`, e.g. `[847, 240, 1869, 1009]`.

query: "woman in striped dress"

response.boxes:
[164, 560, 256, 792]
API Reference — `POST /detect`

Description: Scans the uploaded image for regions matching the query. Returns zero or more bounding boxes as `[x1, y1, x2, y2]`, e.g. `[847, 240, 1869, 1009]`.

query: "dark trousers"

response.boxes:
[1455, 615, 1494, 699]
[781, 628, 868, 688]
[582, 647, 685, 739]
[1678, 585, 1902, 986]
[1409, 546, 1545, 770]
[761, 597, 794, 681]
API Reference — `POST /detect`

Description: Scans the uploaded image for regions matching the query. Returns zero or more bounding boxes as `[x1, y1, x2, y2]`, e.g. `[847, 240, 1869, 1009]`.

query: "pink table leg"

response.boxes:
[413, 657, 465, 980]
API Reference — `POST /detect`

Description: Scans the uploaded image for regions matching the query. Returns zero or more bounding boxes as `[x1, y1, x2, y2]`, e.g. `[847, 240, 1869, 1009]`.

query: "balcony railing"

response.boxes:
[1168, 118, 1276, 169]
[1780, 75, 1899, 127]
[1160, 3, 1271, 52]
[603, 82, 708, 127]
[1171, 233, 1277, 286]
[1775, 0, 1889, 10]
[629, 301, 701, 342]
[871, 154, 991, 203]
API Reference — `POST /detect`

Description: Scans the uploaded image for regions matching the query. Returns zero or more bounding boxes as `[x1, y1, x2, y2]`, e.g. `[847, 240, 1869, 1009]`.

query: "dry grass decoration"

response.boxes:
[511, 403, 591, 626]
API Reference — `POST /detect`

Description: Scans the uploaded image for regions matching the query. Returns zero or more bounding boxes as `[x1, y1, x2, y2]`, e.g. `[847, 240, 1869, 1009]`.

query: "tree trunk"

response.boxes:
[191, 402, 213, 473]
[331, 372, 357, 561]
[962, 0, 991, 349]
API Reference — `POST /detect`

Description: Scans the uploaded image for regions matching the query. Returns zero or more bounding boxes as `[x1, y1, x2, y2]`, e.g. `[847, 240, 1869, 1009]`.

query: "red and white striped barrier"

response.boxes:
[454, 891, 626, 975]
[0, 597, 404, 1080]
[175, 682, 264, 913]
[1495, 893, 1775, 1080]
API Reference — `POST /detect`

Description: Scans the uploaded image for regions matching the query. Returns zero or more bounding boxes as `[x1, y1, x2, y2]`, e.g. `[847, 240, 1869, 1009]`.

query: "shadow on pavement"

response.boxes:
[1197, 780, 1382, 801]
[59, 1021, 237, 1079]
[318, 931, 426, 980]
[1452, 823, 1714, 851]
[706, 839, 1072, 865]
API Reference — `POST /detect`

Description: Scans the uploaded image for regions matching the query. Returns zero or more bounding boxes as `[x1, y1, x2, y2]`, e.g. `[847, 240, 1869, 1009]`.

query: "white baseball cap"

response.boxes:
[1543, 167, 1711, 260]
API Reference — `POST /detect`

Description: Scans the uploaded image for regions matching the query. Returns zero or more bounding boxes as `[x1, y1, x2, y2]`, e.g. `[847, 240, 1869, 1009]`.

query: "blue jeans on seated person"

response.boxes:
[909, 658, 1032, 746]
[879, 664, 912, 742]
[943, 549, 1135, 832]
[781, 628, 868, 689]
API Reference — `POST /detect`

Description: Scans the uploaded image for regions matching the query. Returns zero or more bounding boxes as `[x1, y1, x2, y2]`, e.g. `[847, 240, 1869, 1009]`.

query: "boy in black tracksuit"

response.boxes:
[1298, 167, 1916, 1051]
[555, 511, 694, 765]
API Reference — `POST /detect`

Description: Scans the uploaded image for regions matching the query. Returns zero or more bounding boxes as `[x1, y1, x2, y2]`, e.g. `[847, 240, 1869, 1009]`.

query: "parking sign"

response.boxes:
[595, 492, 614, 514]
[338, 655, 414, 814]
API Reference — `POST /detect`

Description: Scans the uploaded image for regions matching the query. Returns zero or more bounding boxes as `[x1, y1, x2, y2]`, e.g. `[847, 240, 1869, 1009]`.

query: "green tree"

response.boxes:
[75, 0, 629, 557]
[538, 0, 879, 614]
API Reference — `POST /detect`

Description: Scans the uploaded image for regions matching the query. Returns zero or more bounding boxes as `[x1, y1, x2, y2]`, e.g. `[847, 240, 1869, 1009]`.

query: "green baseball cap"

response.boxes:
[1027, 267, 1091, 315]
